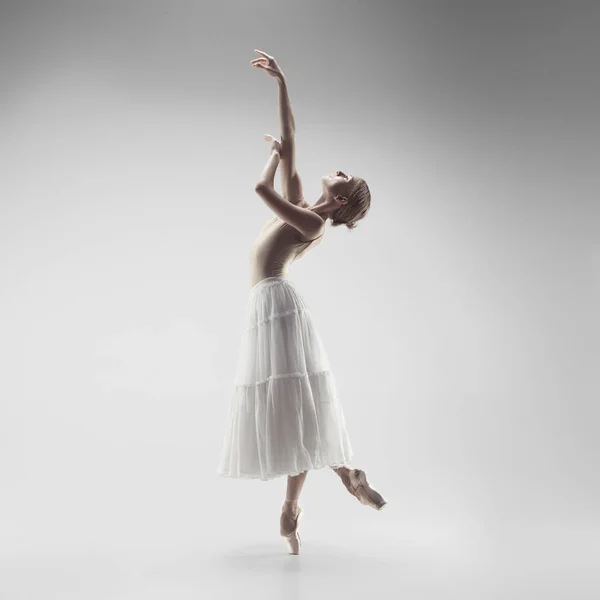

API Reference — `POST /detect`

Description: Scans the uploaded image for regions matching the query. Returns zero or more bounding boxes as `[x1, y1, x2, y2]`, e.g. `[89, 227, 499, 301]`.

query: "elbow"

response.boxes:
[254, 182, 268, 194]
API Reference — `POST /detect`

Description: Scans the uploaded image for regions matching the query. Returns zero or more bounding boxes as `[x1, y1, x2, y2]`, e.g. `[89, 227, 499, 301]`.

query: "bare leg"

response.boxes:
[282, 470, 308, 517]
[280, 471, 308, 538]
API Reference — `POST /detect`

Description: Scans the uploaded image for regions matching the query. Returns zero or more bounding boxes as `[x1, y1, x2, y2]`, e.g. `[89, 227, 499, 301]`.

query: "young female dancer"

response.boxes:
[217, 50, 387, 555]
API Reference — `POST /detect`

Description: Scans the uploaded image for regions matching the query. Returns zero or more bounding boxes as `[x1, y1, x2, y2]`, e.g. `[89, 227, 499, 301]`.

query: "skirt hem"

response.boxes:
[216, 456, 354, 482]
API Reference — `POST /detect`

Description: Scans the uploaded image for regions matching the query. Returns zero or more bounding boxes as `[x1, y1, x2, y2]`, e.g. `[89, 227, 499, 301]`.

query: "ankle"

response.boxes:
[282, 498, 299, 511]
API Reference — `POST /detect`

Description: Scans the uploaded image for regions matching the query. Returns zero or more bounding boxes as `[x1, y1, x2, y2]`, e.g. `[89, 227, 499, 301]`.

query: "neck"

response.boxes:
[308, 194, 333, 220]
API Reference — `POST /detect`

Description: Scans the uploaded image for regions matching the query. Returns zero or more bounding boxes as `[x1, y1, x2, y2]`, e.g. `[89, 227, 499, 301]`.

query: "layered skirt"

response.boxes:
[217, 276, 354, 481]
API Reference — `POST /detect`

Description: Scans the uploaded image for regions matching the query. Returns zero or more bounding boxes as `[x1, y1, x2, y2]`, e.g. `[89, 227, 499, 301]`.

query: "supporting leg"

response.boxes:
[282, 470, 308, 518]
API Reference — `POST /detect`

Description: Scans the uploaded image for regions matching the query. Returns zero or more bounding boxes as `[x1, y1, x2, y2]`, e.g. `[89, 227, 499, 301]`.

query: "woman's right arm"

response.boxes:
[251, 51, 305, 207]
[277, 78, 306, 207]
[278, 77, 295, 137]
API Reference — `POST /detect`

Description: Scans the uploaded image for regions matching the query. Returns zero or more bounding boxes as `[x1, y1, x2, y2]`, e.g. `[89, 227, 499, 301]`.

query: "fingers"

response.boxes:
[251, 52, 282, 79]
[252, 50, 277, 69]
[254, 49, 272, 60]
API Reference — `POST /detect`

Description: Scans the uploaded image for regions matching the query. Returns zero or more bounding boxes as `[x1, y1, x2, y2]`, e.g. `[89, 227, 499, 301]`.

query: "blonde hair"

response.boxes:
[330, 177, 371, 230]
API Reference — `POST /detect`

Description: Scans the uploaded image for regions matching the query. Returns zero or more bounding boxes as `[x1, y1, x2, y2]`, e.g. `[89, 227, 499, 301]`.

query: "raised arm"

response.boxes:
[252, 50, 306, 207]
[277, 76, 295, 138]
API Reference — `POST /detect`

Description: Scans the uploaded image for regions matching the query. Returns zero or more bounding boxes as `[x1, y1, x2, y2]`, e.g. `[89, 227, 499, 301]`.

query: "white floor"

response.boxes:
[1, 509, 597, 599]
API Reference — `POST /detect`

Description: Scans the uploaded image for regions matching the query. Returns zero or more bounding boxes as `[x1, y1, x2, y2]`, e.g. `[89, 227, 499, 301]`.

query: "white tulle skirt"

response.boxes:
[217, 276, 354, 481]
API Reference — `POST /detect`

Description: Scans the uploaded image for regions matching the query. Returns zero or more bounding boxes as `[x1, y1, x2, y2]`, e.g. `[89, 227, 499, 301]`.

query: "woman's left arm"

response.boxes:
[255, 152, 323, 239]
[257, 148, 281, 189]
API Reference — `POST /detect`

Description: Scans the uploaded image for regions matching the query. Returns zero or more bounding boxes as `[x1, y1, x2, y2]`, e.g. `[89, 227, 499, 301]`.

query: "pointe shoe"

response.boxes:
[347, 469, 388, 511]
[337, 468, 360, 500]
[280, 507, 304, 555]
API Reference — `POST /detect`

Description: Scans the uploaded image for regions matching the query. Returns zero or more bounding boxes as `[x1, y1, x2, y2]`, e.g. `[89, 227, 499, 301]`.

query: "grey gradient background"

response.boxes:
[1, 0, 599, 598]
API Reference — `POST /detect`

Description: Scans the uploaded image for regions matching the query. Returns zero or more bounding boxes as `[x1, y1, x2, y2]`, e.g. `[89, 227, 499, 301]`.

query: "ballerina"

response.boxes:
[217, 49, 387, 555]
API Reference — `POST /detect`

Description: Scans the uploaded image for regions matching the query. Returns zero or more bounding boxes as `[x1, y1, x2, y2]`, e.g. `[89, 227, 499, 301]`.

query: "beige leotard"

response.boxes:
[249, 215, 324, 288]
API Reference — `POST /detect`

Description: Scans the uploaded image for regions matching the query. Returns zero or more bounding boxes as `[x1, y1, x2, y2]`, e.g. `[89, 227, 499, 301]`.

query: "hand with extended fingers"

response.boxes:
[250, 49, 285, 82]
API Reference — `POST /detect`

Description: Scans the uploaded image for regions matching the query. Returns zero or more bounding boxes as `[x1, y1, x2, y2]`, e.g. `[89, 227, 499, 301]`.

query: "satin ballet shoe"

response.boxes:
[337, 468, 360, 500]
[280, 507, 304, 555]
[347, 469, 388, 511]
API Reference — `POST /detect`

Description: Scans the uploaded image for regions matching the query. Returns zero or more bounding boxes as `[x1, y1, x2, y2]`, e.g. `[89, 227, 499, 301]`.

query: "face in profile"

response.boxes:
[321, 170, 354, 203]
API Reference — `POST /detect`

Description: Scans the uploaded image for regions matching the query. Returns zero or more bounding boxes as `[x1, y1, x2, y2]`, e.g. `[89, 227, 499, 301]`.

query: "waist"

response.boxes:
[250, 275, 287, 291]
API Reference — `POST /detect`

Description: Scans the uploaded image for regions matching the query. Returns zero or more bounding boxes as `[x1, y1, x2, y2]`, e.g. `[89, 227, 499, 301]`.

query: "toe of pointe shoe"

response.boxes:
[283, 531, 301, 555]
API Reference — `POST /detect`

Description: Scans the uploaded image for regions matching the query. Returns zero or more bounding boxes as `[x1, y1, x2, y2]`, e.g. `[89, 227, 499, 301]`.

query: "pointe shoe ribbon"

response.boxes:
[280, 507, 303, 555]
[347, 469, 388, 511]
